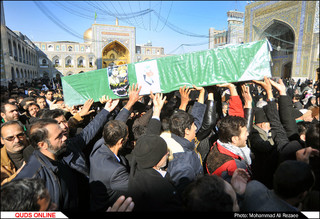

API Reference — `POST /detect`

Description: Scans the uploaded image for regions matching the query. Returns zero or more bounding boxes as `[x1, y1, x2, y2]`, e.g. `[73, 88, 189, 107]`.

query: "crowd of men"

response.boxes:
[0, 71, 319, 213]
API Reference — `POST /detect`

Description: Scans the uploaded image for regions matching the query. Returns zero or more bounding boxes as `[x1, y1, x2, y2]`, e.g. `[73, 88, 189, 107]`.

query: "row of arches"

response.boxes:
[49, 56, 95, 68]
[8, 38, 37, 66]
[11, 67, 38, 81]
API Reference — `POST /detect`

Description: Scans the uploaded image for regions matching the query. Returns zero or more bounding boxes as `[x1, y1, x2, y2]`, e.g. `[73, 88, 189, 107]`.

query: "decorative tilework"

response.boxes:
[254, 8, 298, 39]
[314, 1, 319, 33]
[302, 57, 308, 76]
[296, 1, 306, 65]
[249, 1, 277, 41]
[245, 1, 318, 78]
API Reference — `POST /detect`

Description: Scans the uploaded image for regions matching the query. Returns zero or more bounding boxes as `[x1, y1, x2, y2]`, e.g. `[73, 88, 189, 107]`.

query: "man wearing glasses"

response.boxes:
[0, 121, 29, 185]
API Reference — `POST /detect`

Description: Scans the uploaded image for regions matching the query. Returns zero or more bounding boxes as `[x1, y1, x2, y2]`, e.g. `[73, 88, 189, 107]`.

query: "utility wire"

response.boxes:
[155, 1, 173, 32]
[35, 0, 213, 52]
[138, 1, 147, 30]
[34, 1, 83, 40]
[34, 1, 113, 43]
[152, 1, 162, 31]
[168, 41, 209, 54]
[128, 1, 144, 30]
[152, 9, 209, 38]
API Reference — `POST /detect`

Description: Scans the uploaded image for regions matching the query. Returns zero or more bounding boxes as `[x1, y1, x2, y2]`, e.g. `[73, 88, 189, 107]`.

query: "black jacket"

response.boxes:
[127, 168, 182, 212]
[89, 138, 130, 211]
[15, 109, 112, 210]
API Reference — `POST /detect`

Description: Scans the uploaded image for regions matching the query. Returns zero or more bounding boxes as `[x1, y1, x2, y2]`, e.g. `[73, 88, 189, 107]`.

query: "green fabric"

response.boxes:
[62, 39, 272, 106]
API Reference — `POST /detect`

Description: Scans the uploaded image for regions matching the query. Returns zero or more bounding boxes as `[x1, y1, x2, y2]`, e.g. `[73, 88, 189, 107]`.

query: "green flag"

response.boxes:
[94, 12, 97, 21]
[62, 39, 272, 106]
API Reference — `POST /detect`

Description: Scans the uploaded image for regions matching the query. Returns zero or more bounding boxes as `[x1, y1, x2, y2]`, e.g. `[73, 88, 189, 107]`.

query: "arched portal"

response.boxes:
[102, 41, 130, 68]
[261, 20, 295, 78]
[283, 62, 292, 79]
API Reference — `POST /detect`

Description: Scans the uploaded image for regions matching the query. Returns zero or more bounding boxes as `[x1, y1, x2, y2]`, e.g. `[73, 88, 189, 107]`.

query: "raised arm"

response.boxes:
[241, 84, 254, 134]
[70, 96, 119, 148]
[114, 84, 142, 122]
[196, 86, 217, 141]
[192, 85, 205, 104]
[217, 83, 244, 118]
[145, 93, 167, 135]
[123, 83, 142, 111]
[253, 77, 289, 151]
[179, 85, 191, 111]
[269, 79, 299, 140]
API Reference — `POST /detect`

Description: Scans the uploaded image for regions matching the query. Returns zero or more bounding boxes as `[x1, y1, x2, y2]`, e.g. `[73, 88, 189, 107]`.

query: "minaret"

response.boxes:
[227, 10, 244, 44]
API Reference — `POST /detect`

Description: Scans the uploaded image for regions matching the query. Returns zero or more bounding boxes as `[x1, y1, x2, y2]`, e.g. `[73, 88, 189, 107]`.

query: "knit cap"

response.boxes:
[254, 108, 268, 124]
[133, 134, 168, 169]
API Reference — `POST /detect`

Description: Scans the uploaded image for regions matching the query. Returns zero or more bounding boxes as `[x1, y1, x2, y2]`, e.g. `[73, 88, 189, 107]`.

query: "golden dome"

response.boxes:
[84, 27, 92, 42]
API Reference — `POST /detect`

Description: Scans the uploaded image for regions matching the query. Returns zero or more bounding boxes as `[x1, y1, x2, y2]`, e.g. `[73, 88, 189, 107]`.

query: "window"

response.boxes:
[48, 45, 54, 51]
[42, 59, 47, 65]
[136, 46, 141, 54]
[42, 45, 46, 51]
[8, 39, 12, 56]
[13, 41, 18, 61]
[53, 57, 60, 67]
[22, 48, 25, 63]
[25, 50, 28, 64]
[56, 45, 60, 51]
[68, 46, 73, 51]
[78, 58, 84, 68]
[89, 58, 94, 67]
[62, 45, 66, 51]
[65, 57, 72, 67]
[18, 45, 22, 62]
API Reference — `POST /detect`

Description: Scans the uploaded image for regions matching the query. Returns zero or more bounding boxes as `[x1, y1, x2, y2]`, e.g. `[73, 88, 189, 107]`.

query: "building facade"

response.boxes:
[209, 10, 244, 49]
[1, 0, 167, 87]
[227, 11, 245, 45]
[136, 41, 166, 62]
[244, 1, 319, 80]
[34, 20, 167, 78]
[1, 1, 38, 86]
[34, 41, 95, 77]
[209, 28, 227, 49]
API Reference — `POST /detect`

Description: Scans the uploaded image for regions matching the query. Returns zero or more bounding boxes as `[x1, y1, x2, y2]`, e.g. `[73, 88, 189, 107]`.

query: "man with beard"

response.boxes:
[14, 97, 120, 211]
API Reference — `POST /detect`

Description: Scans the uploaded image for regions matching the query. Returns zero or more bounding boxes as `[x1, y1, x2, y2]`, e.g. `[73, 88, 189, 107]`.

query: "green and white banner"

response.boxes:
[62, 39, 272, 106]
